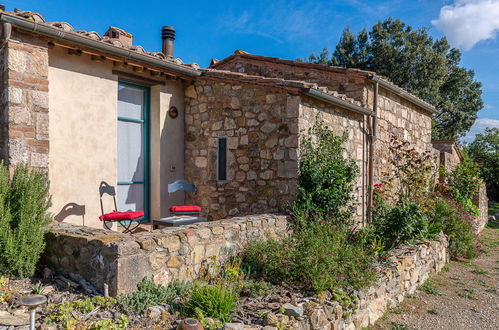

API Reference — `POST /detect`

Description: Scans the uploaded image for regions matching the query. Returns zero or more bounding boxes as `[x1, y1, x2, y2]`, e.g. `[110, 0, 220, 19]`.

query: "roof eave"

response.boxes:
[0, 12, 201, 78]
[302, 87, 373, 117]
[368, 75, 437, 115]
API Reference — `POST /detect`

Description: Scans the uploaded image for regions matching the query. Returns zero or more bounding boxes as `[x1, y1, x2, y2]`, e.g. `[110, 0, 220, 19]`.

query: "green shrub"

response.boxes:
[117, 277, 191, 314]
[240, 280, 275, 297]
[291, 120, 358, 226]
[186, 283, 238, 323]
[446, 153, 482, 200]
[244, 223, 378, 293]
[371, 197, 432, 249]
[425, 194, 478, 259]
[0, 163, 52, 278]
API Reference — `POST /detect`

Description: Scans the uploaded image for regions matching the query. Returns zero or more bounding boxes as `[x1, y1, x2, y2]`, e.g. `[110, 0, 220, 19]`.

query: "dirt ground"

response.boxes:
[370, 219, 499, 330]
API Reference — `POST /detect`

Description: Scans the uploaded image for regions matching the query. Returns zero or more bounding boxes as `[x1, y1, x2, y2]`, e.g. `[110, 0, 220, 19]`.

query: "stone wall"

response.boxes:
[214, 55, 435, 193]
[184, 79, 300, 220]
[266, 234, 449, 329]
[214, 57, 367, 102]
[1, 29, 49, 170]
[432, 140, 462, 173]
[299, 99, 368, 223]
[473, 183, 489, 234]
[43, 214, 288, 296]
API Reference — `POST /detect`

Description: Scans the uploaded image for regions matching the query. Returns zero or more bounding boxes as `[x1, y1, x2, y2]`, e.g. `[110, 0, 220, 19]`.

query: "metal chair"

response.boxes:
[99, 181, 144, 233]
[168, 180, 202, 216]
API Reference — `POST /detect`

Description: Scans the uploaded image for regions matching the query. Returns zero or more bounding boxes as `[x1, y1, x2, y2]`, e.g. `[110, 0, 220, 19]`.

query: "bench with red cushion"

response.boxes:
[99, 210, 144, 222]
[169, 205, 201, 213]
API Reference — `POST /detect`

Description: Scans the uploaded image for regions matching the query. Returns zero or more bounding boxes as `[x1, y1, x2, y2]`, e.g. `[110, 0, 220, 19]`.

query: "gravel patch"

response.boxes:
[370, 222, 499, 330]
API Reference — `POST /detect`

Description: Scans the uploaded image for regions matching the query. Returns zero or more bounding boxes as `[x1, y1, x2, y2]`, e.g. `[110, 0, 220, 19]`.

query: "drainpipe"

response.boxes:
[0, 22, 11, 48]
[367, 80, 379, 223]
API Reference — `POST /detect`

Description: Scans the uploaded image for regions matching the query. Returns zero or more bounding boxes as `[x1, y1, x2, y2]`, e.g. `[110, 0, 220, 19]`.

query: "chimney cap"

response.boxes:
[161, 26, 175, 40]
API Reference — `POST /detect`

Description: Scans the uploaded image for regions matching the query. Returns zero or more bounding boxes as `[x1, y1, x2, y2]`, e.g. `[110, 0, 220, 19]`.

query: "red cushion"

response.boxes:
[99, 210, 144, 221]
[169, 205, 201, 213]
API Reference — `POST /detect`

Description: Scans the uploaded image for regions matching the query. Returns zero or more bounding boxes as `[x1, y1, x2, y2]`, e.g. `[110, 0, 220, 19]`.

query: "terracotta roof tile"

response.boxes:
[6, 9, 200, 70]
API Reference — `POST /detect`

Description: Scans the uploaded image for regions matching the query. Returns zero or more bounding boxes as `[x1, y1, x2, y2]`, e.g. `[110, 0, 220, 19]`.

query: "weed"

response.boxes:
[185, 283, 238, 323]
[420, 279, 443, 296]
[241, 280, 274, 298]
[405, 294, 416, 299]
[470, 307, 478, 313]
[442, 265, 450, 272]
[470, 269, 488, 275]
[458, 289, 477, 300]
[389, 322, 417, 330]
[31, 281, 46, 295]
[117, 278, 190, 314]
[485, 288, 498, 295]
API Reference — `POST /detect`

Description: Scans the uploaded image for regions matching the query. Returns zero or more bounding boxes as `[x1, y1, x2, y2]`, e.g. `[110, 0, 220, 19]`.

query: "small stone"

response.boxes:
[42, 267, 52, 279]
[263, 312, 279, 326]
[147, 306, 165, 321]
[282, 303, 304, 317]
[223, 323, 245, 330]
[0, 311, 29, 326]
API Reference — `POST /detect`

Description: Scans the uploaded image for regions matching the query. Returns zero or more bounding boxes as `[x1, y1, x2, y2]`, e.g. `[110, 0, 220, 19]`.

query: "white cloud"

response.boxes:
[432, 0, 499, 50]
[461, 117, 499, 143]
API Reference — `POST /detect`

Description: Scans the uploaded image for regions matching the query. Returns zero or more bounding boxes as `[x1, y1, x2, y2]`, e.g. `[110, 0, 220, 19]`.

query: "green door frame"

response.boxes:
[117, 80, 151, 222]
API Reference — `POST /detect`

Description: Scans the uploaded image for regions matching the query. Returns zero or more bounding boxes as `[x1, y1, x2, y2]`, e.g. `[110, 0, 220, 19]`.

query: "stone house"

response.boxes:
[0, 8, 437, 228]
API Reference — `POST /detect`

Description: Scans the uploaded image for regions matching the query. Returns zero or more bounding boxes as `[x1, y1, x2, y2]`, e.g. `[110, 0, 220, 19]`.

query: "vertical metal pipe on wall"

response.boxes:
[367, 81, 379, 223]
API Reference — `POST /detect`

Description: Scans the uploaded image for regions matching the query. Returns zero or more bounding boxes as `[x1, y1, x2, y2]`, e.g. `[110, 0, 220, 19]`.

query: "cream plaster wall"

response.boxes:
[49, 46, 186, 228]
[150, 82, 185, 219]
[48, 47, 118, 228]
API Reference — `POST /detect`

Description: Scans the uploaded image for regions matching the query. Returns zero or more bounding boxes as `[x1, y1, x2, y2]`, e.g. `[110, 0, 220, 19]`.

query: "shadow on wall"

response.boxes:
[54, 203, 86, 226]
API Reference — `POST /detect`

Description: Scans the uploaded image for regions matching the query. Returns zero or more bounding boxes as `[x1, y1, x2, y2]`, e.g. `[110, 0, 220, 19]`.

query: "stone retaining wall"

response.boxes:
[289, 234, 449, 329]
[42, 214, 288, 296]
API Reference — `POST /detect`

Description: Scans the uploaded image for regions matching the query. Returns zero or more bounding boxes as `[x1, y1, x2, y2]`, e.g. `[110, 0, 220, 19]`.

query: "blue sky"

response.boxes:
[3, 0, 498, 141]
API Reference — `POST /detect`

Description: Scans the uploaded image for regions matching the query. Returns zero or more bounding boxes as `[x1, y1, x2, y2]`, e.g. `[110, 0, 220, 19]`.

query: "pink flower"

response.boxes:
[339, 274, 344, 279]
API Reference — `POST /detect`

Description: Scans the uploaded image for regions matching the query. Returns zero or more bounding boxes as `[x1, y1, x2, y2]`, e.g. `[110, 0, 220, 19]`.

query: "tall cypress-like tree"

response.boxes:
[306, 19, 483, 140]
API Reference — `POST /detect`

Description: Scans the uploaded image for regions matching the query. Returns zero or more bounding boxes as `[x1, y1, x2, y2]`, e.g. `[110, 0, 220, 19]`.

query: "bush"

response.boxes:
[292, 120, 359, 226]
[186, 283, 238, 323]
[244, 223, 378, 293]
[424, 194, 478, 259]
[117, 278, 191, 314]
[371, 197, 432, 249]
[240, 280, 274, 297]
[0, 163, 52, 278]
[445, 153, 482, 201]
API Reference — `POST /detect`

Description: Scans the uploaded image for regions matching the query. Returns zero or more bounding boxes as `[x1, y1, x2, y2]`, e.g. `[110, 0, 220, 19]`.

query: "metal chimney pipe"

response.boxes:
[161, 26, 175, 57]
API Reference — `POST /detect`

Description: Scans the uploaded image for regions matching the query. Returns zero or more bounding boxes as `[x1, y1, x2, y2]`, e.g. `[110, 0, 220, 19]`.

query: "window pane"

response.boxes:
[118, 85, 144, 120]
[117, 120, 144, 182]
[218, 137, 227, 181]
[117, 183, 144, 212]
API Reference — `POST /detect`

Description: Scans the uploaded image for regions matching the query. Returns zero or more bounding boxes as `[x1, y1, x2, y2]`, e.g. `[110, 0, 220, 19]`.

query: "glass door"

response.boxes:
[117, 81, 149, 220]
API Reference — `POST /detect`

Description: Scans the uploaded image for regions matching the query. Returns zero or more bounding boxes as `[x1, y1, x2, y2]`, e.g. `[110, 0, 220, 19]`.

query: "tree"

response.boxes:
[306, 19, 483, 140]
[465, 128, 499, 201]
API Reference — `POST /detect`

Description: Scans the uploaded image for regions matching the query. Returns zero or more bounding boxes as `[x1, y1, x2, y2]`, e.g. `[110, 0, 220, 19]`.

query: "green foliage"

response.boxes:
[0, 163, 52, 278]
[306, 19, 483, 140]
[186, 283, 238, 323]
[292, 120, 358, 226]
[423, 193, 478, 259]
[371, 197, 432, 249]
[240, 280, 275, 297]
[244, 223, 378, 293]
[117, 277, 191, 314]
[466, 128, 499, 201]
[445, 152, 483, 200]
[419, 279, 443, 296]
[381, 136, 437, 199]
[44, 296, 118, 324]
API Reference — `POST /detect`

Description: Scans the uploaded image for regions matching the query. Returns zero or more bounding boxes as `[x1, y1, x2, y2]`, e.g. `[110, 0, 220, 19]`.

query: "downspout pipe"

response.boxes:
[367, 81, 379, 223]
[0, 13, 201, 78]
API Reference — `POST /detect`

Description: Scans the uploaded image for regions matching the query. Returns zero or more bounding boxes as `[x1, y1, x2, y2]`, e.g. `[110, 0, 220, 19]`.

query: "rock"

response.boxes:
[147, 305, 165, 321]
[41, 285, 55, 295]
[262, 327, 278, 330]
[42, 267, 53, 279]
[223, 323, 245, 330]
[263, 312, 279, 326]
[0, 311, 29, 326]
[282, 302, 304, 317]
[277, 314, 290, 324]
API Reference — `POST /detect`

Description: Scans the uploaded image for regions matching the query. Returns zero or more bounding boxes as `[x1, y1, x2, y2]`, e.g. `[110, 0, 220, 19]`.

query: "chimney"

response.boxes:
[161, 26, 175, 57]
